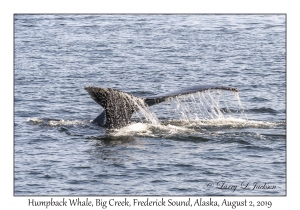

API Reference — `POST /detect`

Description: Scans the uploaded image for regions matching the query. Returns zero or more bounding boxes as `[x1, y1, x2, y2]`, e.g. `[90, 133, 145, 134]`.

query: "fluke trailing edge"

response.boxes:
[84, 85, 238, 129]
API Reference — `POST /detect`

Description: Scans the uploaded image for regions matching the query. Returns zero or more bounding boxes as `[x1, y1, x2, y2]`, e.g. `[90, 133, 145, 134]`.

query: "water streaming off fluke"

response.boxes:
[133, 90, 246, 125]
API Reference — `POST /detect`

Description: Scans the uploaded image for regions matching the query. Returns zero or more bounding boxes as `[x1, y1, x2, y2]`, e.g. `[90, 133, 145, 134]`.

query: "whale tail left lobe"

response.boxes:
[84, 87, 143, 129]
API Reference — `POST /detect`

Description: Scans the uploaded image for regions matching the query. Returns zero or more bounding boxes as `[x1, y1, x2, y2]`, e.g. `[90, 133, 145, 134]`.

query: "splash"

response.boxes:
[109, 90, 287, 138]
[160, 90, 247, 122]
[111, 122, 195, 138]
[111, 117, 284, 139]
[120, 91, 160, 126]
[111, 90, 255, 137]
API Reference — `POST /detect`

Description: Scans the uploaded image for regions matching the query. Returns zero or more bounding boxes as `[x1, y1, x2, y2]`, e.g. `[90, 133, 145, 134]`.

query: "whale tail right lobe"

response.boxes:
[85, 85, 238, 129]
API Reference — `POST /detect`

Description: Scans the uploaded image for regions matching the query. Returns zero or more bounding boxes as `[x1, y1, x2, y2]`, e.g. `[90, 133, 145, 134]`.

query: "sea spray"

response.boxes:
[164, 90, 246, 122]
[120, 91, 160, 125]
[113, 90, 249, 137]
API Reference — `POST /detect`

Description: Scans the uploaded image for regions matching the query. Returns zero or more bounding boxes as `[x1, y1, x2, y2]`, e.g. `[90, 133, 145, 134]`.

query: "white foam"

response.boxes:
[27, 118, 88, 127]
[110, 117, 284, 138]
[184, 118, 282, 129]
[27, 117, 43, 123]
[111, 121, 196, 138]
[48, 119, 86, 127]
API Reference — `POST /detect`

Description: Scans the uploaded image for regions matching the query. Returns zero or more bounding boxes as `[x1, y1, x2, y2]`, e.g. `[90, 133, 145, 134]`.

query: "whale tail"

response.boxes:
[84, 85, 238, 129]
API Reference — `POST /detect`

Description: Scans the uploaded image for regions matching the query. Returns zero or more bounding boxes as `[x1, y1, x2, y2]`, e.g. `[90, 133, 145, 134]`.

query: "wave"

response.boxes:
[26, 117, 285, 142]
[250, 97, 270, 102]
[27, 117, 285, 130]
[246, 107, 278, 114]
[110, 118, 285, 138]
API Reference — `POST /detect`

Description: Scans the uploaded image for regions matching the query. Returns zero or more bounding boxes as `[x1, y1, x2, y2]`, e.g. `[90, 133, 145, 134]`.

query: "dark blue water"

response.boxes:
[14, 15, 286, 196]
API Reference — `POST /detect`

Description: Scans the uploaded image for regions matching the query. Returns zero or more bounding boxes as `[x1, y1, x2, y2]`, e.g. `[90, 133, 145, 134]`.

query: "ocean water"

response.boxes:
[14, 14, 286, 196]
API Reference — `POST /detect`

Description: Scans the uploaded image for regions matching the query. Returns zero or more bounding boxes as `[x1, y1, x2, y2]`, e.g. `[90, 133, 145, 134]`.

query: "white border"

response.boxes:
[2, 0, 297, 209]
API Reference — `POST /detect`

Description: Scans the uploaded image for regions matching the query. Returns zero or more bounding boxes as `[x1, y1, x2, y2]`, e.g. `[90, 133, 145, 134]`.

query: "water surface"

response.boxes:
[14, 14, 286, 196]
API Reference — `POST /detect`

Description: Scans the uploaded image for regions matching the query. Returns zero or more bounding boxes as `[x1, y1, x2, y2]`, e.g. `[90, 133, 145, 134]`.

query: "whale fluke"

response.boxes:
[144, 85, 238, 106]
[84, 85, 238, 129]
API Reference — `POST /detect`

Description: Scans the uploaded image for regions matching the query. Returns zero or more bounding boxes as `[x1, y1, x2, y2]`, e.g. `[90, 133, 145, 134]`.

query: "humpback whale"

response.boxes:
[84, 85, 238, 129]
